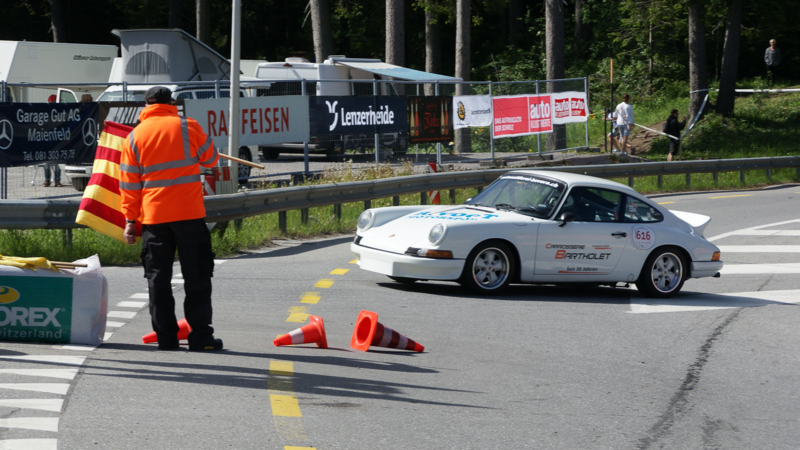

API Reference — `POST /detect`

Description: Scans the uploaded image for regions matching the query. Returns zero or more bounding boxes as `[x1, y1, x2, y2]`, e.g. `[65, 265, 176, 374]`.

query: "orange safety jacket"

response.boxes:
[119, 104, 219, 225]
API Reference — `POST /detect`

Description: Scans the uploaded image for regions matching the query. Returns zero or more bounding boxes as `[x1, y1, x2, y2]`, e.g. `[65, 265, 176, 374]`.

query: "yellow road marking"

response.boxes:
[288, 306, 308, 313]
[270, 361, 294, 376]
[710, 194, 752, 199]
[314, 279, 334, 288]
[300, 292, 320, 304]
[271, 394, 302, 417]
[349, 259, 358, 264]
[286, 313, 309, 323]
[657, 201, 675, 205]
[329, 268, 349, 275]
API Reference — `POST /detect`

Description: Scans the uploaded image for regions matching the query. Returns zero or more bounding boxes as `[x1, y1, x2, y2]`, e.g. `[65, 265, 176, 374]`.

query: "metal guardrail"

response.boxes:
[1, 156, 799, 229]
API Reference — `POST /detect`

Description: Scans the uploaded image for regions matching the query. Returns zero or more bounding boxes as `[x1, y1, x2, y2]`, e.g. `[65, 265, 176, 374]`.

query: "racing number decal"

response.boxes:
[632, 226, 656, 250]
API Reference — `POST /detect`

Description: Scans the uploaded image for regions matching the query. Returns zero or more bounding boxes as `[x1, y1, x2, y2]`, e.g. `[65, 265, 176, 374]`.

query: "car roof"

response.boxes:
[506, 169, 638, 193]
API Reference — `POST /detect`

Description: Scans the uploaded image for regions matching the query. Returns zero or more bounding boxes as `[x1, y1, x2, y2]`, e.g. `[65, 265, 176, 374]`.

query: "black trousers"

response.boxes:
[140, 218, 215, 345]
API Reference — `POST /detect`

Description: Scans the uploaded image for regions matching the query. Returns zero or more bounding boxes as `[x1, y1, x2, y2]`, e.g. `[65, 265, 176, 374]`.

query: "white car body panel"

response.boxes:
[351, 170, 723, 288]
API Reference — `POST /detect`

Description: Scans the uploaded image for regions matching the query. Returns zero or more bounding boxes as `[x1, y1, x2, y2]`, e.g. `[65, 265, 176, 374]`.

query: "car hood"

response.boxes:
[358, 205, 530, 254]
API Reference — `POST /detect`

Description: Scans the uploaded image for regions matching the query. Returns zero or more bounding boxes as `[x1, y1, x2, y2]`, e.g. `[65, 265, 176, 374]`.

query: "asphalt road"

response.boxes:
[1, 184, 800, 449]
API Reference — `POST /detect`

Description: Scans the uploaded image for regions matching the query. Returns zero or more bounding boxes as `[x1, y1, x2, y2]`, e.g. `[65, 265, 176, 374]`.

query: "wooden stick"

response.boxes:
[51, 261, 88, 268]
[219, 153, 266, 169]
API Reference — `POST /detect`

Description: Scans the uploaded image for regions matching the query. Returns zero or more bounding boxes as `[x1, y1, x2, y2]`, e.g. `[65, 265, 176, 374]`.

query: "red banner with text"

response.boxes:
[492, 95, 553, 139]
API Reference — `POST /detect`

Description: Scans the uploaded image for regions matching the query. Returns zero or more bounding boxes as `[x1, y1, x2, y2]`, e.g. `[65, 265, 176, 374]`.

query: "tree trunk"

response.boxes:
[169, 0, 181, 29]
[688, 1, 709, 123]
[310, 0, 334, 64]
[573, 0, 582, 58]
[196, 0, 211, 44]
[424, 4, 441, 96]
[386, 0, 404, 66]
[455, 0, 471, 153]
[716, 0, 745, 116]
[546, 0, 566, 151]
[509, 0, 523, 47]
[49, 0, 66, 42]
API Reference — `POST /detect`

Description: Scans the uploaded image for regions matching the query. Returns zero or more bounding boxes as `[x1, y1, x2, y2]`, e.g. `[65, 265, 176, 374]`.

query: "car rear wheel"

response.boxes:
[460, 241, 515, 295]
[261, 147, 280, 160]
[636, 247, 687, 298]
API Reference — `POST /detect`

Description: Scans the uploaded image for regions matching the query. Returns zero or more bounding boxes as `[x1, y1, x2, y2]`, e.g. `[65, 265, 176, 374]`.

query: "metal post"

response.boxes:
[489, 82, 495, 161]
[364, 200, 371, 210]
[740, 170, 745, 184]
[301, 208, 309, 224]
[214, 79, 221, 99]
[686, 173, 691, 188]
[657, 175, 663, 188]
[628, 177, 634, 187]
[122, 81, 128, 102]
[420, 192, 427, 205]
[584, 77, 590, 150]
[713, 172, 718, 184]
[435, 82, 442, 166]
[62, 229, 73, 248]
[1, 81, 6, 102]
[279, 211, 287, 233]
[767, 169, 772, 181]
[374, 80, 380, 166]
[449, 189, 456, 204]
[536, 81, 542, 155]
[302, 81, 310, 175]
[392, 196, 400, 206]
[1, 167, 6, 199]
[334, 204, 342, 221]
[227, 0, 242, 188]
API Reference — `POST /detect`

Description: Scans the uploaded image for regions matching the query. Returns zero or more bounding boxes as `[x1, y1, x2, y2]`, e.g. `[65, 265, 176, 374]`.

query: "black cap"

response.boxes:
[145, 86, 172, 104]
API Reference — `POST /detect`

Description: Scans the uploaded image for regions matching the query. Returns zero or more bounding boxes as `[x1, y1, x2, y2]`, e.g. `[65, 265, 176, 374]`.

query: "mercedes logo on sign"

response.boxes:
[82, 118, 97, 146]
[0, 120, 13, 150]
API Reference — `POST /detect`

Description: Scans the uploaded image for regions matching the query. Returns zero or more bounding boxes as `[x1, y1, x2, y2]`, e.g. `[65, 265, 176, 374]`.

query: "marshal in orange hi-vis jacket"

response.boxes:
[119, 104, 219, 225]
[76, 121, 138, 244]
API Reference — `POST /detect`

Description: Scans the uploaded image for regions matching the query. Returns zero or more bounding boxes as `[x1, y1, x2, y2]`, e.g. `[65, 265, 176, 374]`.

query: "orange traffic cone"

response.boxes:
[273, 315, 328, 349]
[142, 318, 192, 344]
[350, 310, 424, 352]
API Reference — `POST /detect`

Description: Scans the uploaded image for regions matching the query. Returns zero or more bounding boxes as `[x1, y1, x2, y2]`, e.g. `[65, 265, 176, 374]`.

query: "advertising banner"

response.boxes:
[492, 94, 553, 138]
[408, 96, 453, 143]
[309, 96, 408, 136]
[0, 103, 99, 168]
[185, 96, 310, 147]
[552, 91, 588, 124]
[452, 95, 493, 129]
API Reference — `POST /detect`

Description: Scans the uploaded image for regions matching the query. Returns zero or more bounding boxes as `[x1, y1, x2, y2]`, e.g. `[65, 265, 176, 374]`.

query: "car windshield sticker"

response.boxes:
[628, 199, 638, 214]
[409, 211, 499, 221]
[632, 225, 656, 250]
[499, 175, 561, 189]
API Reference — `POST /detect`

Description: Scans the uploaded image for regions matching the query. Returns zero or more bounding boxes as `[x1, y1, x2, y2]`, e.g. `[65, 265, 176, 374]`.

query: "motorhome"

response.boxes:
[252, 56, 460, 160]
[0, 40, 116, 103]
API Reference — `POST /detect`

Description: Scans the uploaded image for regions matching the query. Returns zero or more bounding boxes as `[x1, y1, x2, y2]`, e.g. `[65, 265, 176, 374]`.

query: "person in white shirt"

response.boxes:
[614, 94, 635, 154]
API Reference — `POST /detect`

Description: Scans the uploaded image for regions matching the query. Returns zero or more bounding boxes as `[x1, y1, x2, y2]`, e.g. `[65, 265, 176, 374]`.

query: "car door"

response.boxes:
[534, 186, 629, 279]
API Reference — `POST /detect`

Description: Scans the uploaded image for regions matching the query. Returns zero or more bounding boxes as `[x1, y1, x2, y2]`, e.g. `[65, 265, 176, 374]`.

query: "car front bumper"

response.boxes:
[350, 242, 465, 280]
[691, 260, 724, 278]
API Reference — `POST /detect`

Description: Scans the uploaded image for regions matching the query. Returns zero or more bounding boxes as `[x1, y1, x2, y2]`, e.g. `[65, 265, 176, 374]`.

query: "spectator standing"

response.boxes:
[603, 109, 620, 151]
[120, 86, 223, 352]
[765, 39, 781, 85]
[664, 109, 686, 162]
[614, 94, 635, 154]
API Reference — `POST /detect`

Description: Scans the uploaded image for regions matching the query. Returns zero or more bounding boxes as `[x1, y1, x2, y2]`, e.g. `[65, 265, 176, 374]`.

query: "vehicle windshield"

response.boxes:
[466, 174, 566, 218]
[98, 90, 147, 102]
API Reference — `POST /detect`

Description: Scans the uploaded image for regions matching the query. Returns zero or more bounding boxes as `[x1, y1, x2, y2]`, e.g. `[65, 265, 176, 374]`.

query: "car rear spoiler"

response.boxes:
[670, 210, 712, 238]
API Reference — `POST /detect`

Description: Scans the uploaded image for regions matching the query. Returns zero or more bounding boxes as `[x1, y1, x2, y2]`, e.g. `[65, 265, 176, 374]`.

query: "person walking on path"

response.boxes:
[119, 86, 223, 352]
[765, 39, 781, 85]
[664, 109, 687, 162]
[614, 94, 635, 154]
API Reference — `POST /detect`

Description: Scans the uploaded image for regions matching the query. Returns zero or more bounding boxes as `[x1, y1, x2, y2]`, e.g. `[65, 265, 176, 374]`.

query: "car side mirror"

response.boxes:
[558, 212, 574, 227]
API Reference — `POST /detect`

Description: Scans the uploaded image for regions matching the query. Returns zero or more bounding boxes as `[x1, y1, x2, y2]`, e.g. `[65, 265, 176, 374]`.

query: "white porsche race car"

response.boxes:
[351, 170, 723, 298]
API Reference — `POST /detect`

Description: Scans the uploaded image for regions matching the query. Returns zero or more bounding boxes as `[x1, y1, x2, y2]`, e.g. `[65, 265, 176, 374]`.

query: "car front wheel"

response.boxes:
[460, 241, 515, 295]
[636, 247, 687, 298]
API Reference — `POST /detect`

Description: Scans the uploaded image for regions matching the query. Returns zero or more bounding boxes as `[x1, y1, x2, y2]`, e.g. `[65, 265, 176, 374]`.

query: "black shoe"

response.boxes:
[189, 337, 223, 352]
[158, 340, 180, 350]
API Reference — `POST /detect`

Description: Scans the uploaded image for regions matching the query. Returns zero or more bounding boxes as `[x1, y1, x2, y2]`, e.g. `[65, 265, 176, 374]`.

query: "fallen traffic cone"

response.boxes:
[142, 318, 192, 344]
[273, 315, 328, 349]
[350, 310, 424, 352]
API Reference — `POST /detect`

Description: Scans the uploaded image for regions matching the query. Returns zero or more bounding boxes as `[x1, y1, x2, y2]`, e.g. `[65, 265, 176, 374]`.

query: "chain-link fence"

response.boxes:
[0, 77, 589, 199]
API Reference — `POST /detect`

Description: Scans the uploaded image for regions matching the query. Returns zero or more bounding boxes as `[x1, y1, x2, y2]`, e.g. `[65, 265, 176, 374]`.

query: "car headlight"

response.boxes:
[357, 210, 375, 231]
[428, 223, 447, 245]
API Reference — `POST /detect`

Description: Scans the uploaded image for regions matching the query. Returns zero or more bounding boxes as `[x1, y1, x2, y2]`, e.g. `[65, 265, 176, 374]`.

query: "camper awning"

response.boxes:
[330, 58, 461, 82]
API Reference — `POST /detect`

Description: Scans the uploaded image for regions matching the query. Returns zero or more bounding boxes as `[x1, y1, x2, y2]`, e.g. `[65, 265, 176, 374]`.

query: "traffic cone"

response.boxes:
[350, 310, 424, 352]
[142, 318, 192, 344]
[273, 315, 328, 349]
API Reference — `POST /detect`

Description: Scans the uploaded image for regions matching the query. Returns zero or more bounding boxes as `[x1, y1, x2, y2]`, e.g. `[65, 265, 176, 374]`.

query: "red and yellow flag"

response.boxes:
[75, 121, 140, 244]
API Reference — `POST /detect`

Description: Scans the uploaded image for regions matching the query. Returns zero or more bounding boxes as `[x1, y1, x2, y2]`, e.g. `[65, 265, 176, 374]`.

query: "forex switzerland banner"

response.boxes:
[492, 91, 587, 139]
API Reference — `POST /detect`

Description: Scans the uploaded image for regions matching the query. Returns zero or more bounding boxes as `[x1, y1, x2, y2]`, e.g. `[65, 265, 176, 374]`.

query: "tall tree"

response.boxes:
[455, 0, 471, 153]
[573, 0, 583, 58]
[424, 2, 441, 96]
[196, 0, 211, 44]
[716, 0, 745, 116]
[509, 0, 523, 47]
[310, 0, 334, 63]
[169, 0, 181, 29]
[546, 0, 566, 151]
[386, 0, 404, 66]
[688, 1, 708, 123]
[49, 0, 66, 42]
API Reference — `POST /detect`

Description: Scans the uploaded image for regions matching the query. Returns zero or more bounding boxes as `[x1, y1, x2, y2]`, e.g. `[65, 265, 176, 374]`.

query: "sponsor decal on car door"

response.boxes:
[535, 222, 629, 276]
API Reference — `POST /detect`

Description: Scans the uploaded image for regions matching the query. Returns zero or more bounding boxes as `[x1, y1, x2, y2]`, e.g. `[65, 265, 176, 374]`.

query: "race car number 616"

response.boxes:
[632, 225, 656, 250]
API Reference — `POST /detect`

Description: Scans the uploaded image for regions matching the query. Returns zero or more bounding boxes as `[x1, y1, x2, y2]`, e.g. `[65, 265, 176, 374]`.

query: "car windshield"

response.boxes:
[466, 174, 566, 218]
[98, 90, 147, 102]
